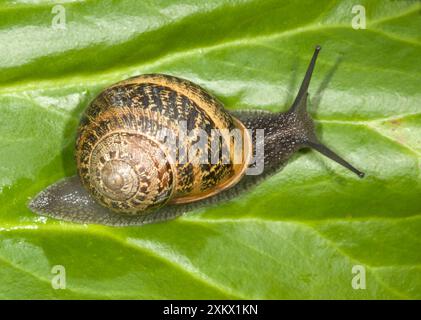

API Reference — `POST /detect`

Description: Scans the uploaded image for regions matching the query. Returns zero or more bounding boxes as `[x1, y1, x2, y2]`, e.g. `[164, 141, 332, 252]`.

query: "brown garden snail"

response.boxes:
[29, 46, 364, 226]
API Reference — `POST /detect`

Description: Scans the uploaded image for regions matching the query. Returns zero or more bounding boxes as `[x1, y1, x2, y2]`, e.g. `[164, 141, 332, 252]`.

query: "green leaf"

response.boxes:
[0, 0, 420, 299]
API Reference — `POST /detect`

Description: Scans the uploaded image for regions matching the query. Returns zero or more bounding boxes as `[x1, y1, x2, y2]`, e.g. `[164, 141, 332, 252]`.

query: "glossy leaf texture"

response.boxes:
[0, 0, 420, 299]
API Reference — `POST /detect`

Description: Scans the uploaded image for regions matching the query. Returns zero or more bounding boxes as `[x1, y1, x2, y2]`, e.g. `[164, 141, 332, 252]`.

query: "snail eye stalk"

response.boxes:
[289, 45, 365, 178]
[290, 45, 321, 114]
[307, 141, 365, 178]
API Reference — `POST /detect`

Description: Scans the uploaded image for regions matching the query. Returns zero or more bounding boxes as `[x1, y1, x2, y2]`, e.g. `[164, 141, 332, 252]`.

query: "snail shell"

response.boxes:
[76, 74, 252, 214]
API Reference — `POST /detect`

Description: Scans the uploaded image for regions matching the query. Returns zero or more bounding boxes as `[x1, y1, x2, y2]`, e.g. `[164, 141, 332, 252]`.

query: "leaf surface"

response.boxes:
[0, 0, 420, 299]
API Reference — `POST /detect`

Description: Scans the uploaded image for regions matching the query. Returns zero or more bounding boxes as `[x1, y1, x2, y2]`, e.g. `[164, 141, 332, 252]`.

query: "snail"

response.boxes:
[29, 46, 364, 226]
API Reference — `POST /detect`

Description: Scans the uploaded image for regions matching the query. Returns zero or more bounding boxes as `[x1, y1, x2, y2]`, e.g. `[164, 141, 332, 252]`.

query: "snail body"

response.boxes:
[29, 47, 364, 226]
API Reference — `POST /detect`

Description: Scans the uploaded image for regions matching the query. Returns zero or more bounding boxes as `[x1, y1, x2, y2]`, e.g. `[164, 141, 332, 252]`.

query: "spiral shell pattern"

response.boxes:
[76, 74, 250, 214]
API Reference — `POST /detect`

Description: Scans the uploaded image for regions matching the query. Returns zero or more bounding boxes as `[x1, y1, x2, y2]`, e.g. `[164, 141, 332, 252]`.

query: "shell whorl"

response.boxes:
[87, 131, 174, 213]
[76, 74, 251, 215]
